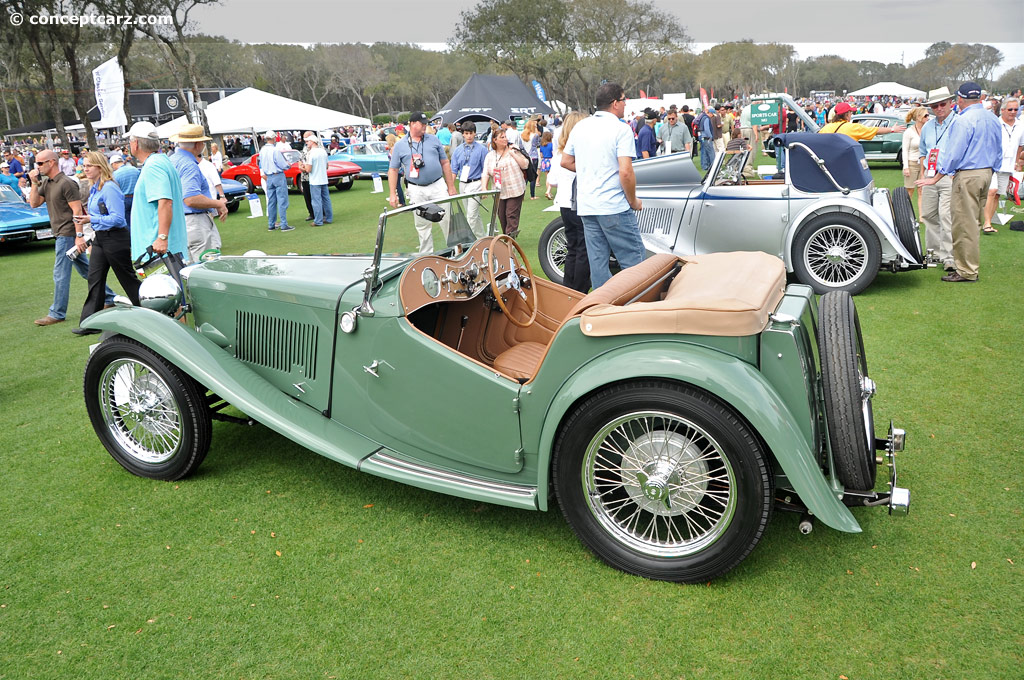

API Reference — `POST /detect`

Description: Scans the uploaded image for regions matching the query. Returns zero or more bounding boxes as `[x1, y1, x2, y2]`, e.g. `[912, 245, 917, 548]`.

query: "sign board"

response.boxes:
[750, 101, 780, 126]
[371, 173, 384, 194]
[247, 193, 264, 219]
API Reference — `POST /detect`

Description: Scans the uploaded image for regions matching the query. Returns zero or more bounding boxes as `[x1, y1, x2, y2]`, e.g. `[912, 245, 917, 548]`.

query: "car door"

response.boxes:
[363, 316, 525, 474]
[692, 150, 790, 259]
[855, 118, 886, 158]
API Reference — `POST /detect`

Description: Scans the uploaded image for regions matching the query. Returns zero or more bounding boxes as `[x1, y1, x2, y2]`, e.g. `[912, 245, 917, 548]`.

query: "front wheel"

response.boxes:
[791, 213, 881, 295]
[84, 336, 212, 481]
[553, 381, 773, 583]
[335, 179, 353, 191]
[235, 174, 254, 194]
[537, 217, 566, 285]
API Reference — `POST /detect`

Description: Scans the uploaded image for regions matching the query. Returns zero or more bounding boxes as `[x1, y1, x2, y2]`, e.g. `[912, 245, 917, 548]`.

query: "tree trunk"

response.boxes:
[25, 32, 69, 149]
[63, 41, 98, 150]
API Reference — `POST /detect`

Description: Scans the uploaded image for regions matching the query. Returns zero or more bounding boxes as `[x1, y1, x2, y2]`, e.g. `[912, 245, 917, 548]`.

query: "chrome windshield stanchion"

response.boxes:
[786, 141, 851, 195]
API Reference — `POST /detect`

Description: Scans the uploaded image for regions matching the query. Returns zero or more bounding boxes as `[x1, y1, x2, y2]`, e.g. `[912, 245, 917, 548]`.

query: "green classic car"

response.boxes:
[851, 114, 906, 164]
[81, 191, 908, 583]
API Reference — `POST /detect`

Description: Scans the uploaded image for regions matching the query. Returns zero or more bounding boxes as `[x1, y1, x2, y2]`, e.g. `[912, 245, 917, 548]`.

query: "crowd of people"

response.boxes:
[5, 76, 1021, 336]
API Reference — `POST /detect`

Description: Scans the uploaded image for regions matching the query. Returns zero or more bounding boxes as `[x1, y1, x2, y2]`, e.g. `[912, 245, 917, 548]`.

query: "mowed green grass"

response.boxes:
[1, 159, 1021, 680]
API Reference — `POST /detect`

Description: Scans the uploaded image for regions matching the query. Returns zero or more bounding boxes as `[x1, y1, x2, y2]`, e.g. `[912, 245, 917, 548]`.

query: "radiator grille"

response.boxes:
[234, 311, 318, 380]
[636, 207, 673, 235]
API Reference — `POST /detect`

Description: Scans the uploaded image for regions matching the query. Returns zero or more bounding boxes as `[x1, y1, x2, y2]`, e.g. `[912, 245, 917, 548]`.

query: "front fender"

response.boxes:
[533, 342, 860, 533]
[786, 194, 915, 265]
[82, 307, 379, 468]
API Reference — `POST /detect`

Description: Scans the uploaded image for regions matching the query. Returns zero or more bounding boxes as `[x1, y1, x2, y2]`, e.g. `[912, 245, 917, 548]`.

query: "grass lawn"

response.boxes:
[2, 157, 1021, 679]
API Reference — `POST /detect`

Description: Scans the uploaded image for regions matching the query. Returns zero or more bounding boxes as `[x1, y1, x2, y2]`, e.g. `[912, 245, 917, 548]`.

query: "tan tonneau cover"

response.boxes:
[579, 251, 787, 337]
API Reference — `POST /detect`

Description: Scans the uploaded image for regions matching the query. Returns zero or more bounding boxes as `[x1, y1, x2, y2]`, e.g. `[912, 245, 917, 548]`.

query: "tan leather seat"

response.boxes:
[492, 254, 682, 381]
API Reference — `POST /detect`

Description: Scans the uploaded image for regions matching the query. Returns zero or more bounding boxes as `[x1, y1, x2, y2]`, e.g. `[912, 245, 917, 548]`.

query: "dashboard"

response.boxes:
[399, 238, 520, 315]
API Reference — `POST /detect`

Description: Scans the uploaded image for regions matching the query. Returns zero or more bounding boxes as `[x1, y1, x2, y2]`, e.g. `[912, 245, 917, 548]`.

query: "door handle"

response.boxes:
[704, 202, 715, 207]
[363, 360, 394, 378]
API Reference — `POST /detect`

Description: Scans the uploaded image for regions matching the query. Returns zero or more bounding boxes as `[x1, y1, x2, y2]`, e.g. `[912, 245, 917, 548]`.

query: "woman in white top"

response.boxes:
[902, 107, 927, 217]
[209, 142, 223, 173]
[549, 111, 590, 293]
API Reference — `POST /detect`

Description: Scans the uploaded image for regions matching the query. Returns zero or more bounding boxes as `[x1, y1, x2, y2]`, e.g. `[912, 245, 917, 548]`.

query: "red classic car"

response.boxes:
[221, 150, 360, 193]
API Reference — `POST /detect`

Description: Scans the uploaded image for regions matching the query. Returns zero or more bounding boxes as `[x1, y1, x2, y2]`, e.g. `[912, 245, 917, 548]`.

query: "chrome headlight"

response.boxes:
[138, 274, 182, 315]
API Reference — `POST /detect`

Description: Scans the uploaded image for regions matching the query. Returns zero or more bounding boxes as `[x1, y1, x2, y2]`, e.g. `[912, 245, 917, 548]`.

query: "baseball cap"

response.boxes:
[109, 153, 124, 163]
[408, 111, 429, 125]
[0, 162, 8, 168]
[127, 121, 160, 140]
[957, 81, 983, 99]
[834, 101, 854, 116]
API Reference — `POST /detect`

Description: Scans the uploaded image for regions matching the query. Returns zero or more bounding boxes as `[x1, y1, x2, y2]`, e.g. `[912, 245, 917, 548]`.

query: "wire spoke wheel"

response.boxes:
[584, 411, 736, 557]
[84, 336, 211, 480]
[804, 224, 869, 286]
[554, 382, 772, 583]
[537, 217, 566, 284]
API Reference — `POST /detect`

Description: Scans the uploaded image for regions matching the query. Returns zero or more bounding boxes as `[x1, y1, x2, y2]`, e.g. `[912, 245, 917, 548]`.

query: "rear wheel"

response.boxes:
[537, 217, 566, 285]
[335, 179, 353, 191]
[792, 213, 881, 295]
[84, 336, 211, 481]
[818, 291, 876, 491]
[235, 174, 254, 194]
[890, 187, 922, 263]
[553, 381, 773, 583]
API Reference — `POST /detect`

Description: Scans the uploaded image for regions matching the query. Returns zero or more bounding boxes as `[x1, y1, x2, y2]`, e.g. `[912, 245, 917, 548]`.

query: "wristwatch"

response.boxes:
[157, 234, 168, 241]
[76, 232, 85, 238]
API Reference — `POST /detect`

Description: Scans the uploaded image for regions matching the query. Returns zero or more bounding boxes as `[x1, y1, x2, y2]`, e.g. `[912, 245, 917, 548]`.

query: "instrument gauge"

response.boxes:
[421, 268, 441, 298]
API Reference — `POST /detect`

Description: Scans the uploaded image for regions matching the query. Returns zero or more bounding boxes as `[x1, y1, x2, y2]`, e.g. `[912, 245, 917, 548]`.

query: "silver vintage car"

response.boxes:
[539, 132, 924, 295]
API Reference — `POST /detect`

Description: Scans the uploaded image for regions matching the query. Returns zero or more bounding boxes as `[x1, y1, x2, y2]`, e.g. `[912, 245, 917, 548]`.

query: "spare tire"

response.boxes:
[818, 291, 876, 491]
[890, 187, 922, 263]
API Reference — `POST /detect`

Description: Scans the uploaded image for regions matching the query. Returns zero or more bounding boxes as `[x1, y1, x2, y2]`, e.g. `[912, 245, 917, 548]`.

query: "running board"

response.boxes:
[359, 451, 539, 510]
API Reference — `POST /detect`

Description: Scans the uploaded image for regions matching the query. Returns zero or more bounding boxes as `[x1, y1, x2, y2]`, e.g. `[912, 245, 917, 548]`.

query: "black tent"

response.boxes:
[433, 74, 555, 125]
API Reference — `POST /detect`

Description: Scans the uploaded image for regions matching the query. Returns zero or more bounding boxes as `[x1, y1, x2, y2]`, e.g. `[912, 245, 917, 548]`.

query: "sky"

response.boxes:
[188, 0, 1024, 79]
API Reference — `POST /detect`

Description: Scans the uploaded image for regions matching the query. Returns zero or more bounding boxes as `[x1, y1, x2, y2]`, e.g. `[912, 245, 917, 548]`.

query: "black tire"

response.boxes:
[553, 381, 773, 583]
[890, 187, 922, 263]
[226, 200, 240, 213]
[818, 292, 876, 491]
[84, 336, 212, 481]
[895, 149, 903, 167]
[235, 174, 254, 194]
[537, 217, 566, 285]
[335, 179, 353, 191]
[792, 213, 881, 295]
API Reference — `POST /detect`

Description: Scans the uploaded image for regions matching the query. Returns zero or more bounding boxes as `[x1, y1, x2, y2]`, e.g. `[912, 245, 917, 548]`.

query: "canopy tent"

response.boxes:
[433, 74, 555, 125]
[155, 88, 370, 138]
[846, 82, 925, 99]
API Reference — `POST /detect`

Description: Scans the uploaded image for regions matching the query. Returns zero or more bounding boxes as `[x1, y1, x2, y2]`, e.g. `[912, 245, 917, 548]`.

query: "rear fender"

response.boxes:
[82, 307, 379, 468]
[786, 195, 914, 265]
[533, 342, 860, 533]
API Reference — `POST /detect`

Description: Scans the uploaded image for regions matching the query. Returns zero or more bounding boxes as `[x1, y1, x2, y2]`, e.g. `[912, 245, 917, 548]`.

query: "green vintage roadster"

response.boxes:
[81, 190, 908, 583]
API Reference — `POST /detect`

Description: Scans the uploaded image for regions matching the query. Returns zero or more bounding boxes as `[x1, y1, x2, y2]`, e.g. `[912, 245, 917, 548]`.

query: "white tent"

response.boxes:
[847, 82, 925, 99]
[155, 88, 370, 138]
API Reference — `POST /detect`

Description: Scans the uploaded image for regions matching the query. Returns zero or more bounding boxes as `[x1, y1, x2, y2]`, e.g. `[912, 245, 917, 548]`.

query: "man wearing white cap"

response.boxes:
[127, 121, 188, 262]
[259, 130, 293, 231]
[170, 123, 227, 261]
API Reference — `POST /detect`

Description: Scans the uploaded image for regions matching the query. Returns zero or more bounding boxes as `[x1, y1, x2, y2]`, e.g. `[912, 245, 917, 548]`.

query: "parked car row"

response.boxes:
[221, 150, 360, 194]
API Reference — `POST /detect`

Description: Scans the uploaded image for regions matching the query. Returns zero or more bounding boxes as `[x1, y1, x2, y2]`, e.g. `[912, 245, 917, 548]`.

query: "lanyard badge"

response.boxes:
[926, 149, 939, 178]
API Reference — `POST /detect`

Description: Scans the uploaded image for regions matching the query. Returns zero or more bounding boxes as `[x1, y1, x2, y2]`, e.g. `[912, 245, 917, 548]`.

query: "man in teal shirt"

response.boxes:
[127, 121, 188, 262]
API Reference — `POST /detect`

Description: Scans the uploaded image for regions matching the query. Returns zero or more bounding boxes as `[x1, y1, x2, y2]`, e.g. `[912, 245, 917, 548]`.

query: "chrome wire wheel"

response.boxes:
[98, 358, 183, 464]
[803, 223, 869, 287]
[582, 410, 737, 558]
[545, 224, 567, 277]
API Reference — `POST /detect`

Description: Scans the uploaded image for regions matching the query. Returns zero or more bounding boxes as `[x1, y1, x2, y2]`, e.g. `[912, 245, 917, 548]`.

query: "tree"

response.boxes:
[994, 64, 1024, 94]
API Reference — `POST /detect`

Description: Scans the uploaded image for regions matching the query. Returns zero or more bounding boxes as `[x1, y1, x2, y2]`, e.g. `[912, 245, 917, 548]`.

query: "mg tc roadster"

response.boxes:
[81, 191, 909, 583]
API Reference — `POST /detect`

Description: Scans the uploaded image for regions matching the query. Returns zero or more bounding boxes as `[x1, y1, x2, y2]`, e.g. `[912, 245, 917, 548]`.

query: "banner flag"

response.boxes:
[531, 80, 547, 102]
[92, 57, 127, 128]
[699, 88, 709, 110]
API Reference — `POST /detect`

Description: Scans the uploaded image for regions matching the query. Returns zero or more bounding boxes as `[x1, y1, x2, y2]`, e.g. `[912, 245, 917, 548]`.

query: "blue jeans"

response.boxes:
[581, 210, 646, 288]
[265, 173, 289, 228]
[49, 235, 114, 320]
[310, 183, 333, 225]
[699, 136, 714, 171]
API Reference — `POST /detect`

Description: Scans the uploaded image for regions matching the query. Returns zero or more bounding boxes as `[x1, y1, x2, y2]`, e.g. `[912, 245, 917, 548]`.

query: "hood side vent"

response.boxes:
[235, 310, 318, 380]
[636, 207, 673, 235]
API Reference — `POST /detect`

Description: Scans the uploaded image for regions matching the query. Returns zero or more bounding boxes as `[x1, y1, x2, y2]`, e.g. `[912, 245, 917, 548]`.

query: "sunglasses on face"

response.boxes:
[1005, 107, 1019, 112]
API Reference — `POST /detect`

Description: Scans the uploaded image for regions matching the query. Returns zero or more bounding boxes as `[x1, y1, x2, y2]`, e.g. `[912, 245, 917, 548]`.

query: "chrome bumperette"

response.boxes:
[879, 420, 909, 516]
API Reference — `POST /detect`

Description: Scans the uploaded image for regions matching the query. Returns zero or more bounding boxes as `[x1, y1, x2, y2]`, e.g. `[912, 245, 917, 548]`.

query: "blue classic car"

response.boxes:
[221, 177, 246, 213]
[0, 184, 53, 244]
[328, 141, 391, 178]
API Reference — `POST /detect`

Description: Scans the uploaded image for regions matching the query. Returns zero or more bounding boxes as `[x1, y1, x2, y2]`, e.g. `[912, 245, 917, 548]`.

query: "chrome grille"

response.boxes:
[235, 311, 318, 380]
[635, 207, 673, 235]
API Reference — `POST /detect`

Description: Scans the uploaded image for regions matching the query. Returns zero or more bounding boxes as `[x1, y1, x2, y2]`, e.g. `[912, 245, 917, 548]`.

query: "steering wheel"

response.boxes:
[488, 233, 538, 328]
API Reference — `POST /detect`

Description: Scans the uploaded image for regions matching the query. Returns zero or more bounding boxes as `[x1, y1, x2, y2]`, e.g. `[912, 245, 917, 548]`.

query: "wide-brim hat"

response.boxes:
[925, 87, 954, 105]
[170, 123, 212, 143]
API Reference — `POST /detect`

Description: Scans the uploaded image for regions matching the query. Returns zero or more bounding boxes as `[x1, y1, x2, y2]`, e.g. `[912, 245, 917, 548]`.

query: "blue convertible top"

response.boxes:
[773, 133, 873, 193]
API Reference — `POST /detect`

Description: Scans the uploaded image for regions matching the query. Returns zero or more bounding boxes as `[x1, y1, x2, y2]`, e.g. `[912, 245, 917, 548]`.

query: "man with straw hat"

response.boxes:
[170, 123, 227, 262]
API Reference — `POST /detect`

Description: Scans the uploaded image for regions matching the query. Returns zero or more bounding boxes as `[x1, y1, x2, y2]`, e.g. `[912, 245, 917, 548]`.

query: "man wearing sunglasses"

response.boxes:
[916, 87, 958, 272]
[981, 97, 1024, 234]
[657, 109, 692, 156]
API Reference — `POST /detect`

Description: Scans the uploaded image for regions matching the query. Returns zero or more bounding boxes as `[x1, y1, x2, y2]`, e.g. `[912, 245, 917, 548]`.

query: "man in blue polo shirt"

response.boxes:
[127, 121, 188, 263]
[110, 153, 140, 227]
[170, 124, 227, 262]
[258, 130, 293, 232]
[561, 82, 645, 288]
[449, 122, 489, 237]
[915, 86, 957, 272]
[917, 81, 1001, 282]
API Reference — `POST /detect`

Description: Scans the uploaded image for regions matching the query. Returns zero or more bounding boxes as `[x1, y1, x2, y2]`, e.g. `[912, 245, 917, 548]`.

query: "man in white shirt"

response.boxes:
[982, 96, 1024, 233]
[561, 82, 645, 288]
[301, 132, 332, 226]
